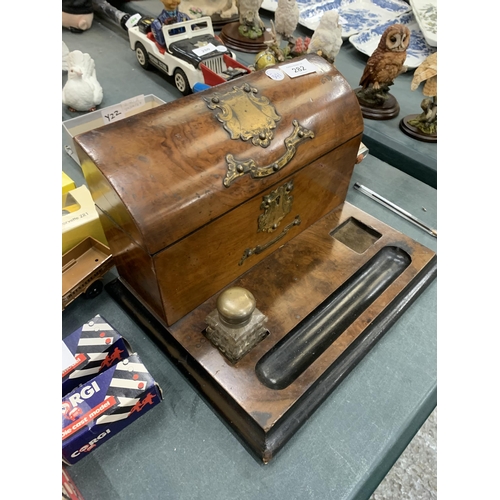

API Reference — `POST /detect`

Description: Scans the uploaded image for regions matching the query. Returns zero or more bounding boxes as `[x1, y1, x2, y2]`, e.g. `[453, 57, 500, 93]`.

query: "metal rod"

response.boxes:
[353, 183, 437, 238]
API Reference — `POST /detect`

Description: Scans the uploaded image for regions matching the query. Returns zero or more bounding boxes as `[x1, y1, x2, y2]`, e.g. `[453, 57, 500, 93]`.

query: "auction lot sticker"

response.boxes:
[281, 59, 317, 78]
[265, 68, 285, 81]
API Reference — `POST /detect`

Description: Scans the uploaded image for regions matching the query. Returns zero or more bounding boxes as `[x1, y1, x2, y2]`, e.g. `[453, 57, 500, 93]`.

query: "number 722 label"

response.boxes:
[281, 59, 317, 78]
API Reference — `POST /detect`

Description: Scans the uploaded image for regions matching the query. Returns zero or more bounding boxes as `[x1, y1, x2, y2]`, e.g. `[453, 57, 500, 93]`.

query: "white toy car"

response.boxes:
[128, 16, 251, 95]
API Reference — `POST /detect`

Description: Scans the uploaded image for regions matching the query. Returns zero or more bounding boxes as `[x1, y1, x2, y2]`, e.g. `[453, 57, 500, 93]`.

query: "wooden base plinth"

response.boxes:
[354, 88, 400, 120]
[211, 13, 239, 30]
[400, 114, 437, 142]
[106, 202, 436, 463]
[219, 22, 273, 53]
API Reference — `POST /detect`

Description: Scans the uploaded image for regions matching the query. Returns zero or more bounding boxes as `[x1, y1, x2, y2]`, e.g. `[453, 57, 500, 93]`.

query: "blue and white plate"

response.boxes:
[349, 12, 436, 69]
[261, 0, 411, 36]
[409, 0, 437, 46]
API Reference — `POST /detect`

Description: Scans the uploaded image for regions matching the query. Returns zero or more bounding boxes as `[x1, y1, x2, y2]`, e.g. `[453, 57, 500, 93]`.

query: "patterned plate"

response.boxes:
[349, 11, 436, 69]
[409, 0, 437, 46]
[261, 0, 411, 36]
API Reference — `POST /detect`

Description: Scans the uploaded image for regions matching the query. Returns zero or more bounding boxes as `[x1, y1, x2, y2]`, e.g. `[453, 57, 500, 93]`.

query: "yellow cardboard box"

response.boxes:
[62, 185, 108, 254]
[62, 172, 76, 194]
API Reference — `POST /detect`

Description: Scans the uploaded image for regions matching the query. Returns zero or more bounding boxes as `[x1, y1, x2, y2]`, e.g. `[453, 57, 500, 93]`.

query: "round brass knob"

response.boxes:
[217, 287, 256, 328]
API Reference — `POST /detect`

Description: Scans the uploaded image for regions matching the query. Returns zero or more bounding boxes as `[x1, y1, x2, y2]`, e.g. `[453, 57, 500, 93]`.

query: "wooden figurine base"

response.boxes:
[219, 21, 273, 53]
[354, 88, 400, 120]
[211, 13, 239, 30]
[106, 202, 436, 463]
[399, 114, 437, 143]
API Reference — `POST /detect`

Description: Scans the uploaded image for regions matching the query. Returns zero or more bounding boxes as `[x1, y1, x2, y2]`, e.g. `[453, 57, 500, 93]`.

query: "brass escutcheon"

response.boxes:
[239, 215, 301, 266]
[258, 180, 294, 233]
[204, 83, 281, 148]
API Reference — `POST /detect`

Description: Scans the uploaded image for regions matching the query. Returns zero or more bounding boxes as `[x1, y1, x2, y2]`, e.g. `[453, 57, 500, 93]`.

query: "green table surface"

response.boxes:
[62, 18, 437, 500]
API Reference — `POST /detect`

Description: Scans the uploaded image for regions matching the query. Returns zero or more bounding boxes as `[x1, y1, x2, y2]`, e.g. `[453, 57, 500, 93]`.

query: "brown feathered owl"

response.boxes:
[359, 24, 411, 90]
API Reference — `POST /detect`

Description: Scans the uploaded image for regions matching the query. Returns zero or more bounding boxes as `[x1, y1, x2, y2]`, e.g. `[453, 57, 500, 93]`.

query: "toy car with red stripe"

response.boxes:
[128, 15, 251, 95]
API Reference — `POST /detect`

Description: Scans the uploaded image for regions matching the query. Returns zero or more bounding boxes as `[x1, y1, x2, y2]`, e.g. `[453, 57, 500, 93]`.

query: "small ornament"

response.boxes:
[237, 0, 265, 39]
[291, 36, 311, 57]
[354, 23, 410, 120]
[254, 49, 277, 70]
[306, 10, 343, 65]
[400, 52, 437, 142]
[274, 0, 300, 45]
[219, 0, 273, 53]
[62, 48, 103, 112]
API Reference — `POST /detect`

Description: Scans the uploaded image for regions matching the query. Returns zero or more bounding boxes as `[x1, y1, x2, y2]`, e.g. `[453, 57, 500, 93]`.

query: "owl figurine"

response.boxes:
[410, 52, 437, 95]
[400, 52, 438, 141]
[359, 23, 410, 90]
[306, 10, 343, 65]
[355, 23, 410, 118]
[274, 0, 300, 44]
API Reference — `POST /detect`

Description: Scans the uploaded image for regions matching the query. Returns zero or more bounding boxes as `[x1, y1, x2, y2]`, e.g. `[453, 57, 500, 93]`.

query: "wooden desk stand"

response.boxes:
[106, 201, 436, 463]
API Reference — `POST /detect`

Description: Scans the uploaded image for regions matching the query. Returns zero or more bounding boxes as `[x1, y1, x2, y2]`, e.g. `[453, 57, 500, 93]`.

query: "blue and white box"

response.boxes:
[62, 353, 163, 465]
[62, 314, 132, 396]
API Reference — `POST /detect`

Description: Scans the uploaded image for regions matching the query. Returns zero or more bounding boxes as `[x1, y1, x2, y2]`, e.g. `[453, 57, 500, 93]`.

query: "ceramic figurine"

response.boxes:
[253, 16, 312, 70]
[236, 0, 265, 39]
[211, 0, 238, 21]
[151, 0, 191, 48]
[253, 21, 287, 70]
[306, 10, 343, 65]
[253, 9, 337, 69]
[291, 36, 311, 58]
[354, 23, 410, 120]
[62, 49, 103, 112]
[219, 0, 272, 53]
[183, 0, 239, 26]
[400, 52, 437, 142]
[274, 0, 300, 45]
